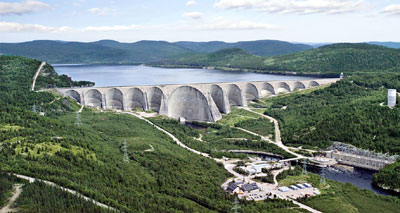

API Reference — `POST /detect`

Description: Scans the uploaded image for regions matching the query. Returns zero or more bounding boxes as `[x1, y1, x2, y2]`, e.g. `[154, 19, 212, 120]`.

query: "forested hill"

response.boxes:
[0, 55, 302, 212]
[0, 40, 192, 64]
[174, 40, 312, 56]
[264, 43, 400, 73]
[156, 48, 265, 68]
[0, 39, 311, 64]
[154, 43, 400, 75]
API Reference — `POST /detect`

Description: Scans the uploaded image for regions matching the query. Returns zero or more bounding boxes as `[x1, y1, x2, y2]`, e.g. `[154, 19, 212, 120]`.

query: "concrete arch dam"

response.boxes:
[57, 79, 339, 122]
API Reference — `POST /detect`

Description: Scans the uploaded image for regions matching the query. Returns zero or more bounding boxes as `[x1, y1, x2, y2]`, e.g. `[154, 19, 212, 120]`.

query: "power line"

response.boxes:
[231, 196, 240, 213]
[320, 167, 326, 186]
[302, 159, 307, 175]
[75, 112, 82, 126]
[122, 140, 129, 163]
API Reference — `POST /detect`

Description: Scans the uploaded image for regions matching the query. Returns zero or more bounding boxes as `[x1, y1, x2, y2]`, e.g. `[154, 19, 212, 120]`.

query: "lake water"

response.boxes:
[54, 64, 314, 87]
[309, 166, 400, 197]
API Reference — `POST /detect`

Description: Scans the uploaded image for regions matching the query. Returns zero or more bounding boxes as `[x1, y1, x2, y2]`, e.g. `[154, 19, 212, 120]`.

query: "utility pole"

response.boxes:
[320, 167, 326, 186]
[122, 140, 129, 163]
[232, 196, 240, 213]
[75, 112, 82, 126]
[302, 159, 307, 175]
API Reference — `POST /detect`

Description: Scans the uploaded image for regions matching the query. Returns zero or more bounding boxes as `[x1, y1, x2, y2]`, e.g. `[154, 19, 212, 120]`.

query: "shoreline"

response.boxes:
[51, 63, 340, 78]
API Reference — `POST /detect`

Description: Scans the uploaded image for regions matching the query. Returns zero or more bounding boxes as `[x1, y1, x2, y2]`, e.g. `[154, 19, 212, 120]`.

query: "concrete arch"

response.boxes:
[65, 90, 81, 103]
[147, 87, 164, 112]
[293, 81, 306, 90]
[245, 83, 259, 101]
[126, 88, 146, 110]
[211, 84, 228, 113]
[276, 82, 291, 94]
[309, 81, 320, 87]
[84, 89, 102, 108]
[106, 88, 124, 110]
[168, 86, 213, 122]
[261, 83, 275, 97]
[227, 84, 243, 106]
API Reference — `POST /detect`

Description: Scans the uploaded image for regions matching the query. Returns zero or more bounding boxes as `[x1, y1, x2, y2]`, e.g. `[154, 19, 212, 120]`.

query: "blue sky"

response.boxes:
[0, 0, 399, 43]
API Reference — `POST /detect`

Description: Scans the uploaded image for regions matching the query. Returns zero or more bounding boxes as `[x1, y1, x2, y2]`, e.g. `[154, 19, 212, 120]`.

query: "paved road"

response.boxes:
[123, 112, 321, 213]
[31, 62, 46, 91]
[10, 174, 117, 212]
[241, 108, 304, 158]
[0, 184, 22, 213]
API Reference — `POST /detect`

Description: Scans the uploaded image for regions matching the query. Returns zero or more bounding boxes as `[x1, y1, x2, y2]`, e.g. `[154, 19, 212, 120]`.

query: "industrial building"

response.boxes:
[241, 183, 259, 192]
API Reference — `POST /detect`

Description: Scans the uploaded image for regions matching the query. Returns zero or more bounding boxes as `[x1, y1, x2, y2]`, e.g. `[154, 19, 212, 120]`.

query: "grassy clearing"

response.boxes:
[149, 116, 295, 159]
[14, 142, 97, 160]
[0, 124, 24, 131]
[217, 107, 275, 138]
[217, 108, 260, 126]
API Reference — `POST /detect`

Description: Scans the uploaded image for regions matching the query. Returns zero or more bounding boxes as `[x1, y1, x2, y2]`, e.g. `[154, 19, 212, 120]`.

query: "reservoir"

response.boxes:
[310, 167, 400, 197]
[54, 64, 314, 87]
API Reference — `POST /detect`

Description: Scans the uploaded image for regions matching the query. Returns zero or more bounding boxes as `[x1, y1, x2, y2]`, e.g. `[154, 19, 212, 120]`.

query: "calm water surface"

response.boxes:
[310, 167, 400, 197]
[54, 64, 314, 87]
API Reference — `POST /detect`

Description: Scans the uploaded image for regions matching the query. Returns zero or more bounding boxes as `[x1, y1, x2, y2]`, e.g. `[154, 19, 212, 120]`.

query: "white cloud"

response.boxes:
[88, 7, 117, 16]
[82, 25, 141, 32]
[183, 17, 278, 31]
[186, 0, 197, 6]
[214, 0, 365, 15]
[382, 4, 400, 16]
[0, 0, 50, 16]
[182, 11, 203, 19]
[0, 21, 70, 32]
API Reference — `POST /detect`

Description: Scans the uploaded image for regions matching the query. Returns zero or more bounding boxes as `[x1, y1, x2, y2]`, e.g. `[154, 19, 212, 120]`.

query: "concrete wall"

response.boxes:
[58, 79, 339, 122]
[328, 152, 393, 171]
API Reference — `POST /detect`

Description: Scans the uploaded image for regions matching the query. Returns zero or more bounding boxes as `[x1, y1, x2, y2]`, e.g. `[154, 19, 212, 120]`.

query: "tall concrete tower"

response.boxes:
[388, 89, 397, 107]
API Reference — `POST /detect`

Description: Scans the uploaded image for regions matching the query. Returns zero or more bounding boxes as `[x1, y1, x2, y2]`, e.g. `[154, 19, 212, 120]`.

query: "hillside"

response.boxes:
[0, 39, 312, 64]
[0, 40, 192, 64]
[256, 74, 400, 153]
[264, 43, 400, 74]
[174, 40, 312, 56]
[0, 55, 303, 212]
[155, 48, 265, 68]
[156, 43, 400, 75]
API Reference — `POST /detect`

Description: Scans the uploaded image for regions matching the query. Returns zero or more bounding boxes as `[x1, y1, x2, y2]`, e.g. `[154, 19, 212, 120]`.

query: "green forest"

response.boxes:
[373, 159, 400, 191]
[0, 55, 307, 212]
[259, 74, 400, 153]
[2, 50, 400, 212]
[153, 43, 400, 75]
[14, 180, 111, 212]
[149, 113, 292, 159]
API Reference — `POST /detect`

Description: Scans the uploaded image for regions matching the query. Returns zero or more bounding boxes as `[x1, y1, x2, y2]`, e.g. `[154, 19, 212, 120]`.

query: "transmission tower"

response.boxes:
[320, 166, 326, 186]
[33, 103, 37, 113]
[122, 140, 129, 163]
[75, 112, 82, 126]
[302, 159, 307, 175]
[231, 196, 240, 213]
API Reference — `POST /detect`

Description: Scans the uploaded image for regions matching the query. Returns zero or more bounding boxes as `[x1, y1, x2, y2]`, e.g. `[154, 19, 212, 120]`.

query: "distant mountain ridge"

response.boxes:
[174, 40, 312, 56]
[154, 43, 400, 75]
[0, 39, 312, 64]
[366, 42, 400, 49]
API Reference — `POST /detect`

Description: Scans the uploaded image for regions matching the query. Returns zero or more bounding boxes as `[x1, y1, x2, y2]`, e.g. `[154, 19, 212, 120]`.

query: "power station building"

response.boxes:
[388, 89, 397, 107]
